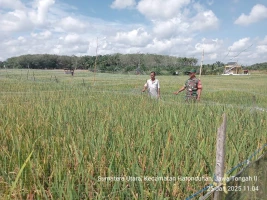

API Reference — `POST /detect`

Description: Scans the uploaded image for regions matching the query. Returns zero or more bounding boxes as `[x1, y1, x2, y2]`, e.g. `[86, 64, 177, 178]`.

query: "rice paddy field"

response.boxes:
[0, 69, 267, 199]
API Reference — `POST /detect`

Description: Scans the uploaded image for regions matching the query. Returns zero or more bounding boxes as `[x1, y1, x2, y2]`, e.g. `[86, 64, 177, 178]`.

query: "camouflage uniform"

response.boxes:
[184, 77, 200, 101]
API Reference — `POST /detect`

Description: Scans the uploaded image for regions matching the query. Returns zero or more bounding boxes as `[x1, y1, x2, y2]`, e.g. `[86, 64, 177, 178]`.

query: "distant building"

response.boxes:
[222, 62, 249, 75]
[64, 68, 74, 76]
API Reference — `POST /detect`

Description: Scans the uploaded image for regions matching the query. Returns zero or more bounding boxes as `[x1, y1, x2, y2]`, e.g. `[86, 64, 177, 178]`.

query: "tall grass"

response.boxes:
[0, 69, 266, 199]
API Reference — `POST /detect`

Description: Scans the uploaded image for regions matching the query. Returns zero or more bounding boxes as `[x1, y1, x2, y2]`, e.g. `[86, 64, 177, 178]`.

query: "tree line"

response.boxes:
[246, 62, 267, 70]
[0, 54, 266, 75]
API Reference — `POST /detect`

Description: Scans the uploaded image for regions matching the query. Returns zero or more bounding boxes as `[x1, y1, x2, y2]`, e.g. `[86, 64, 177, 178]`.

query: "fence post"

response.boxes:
[214, 113, 227, 200]
[83, 79, 85, 86]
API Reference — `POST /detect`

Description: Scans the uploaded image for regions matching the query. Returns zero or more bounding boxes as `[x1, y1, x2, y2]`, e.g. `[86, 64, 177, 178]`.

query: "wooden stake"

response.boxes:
[214, 113, 227, 200]
[93, 37, 99, 85]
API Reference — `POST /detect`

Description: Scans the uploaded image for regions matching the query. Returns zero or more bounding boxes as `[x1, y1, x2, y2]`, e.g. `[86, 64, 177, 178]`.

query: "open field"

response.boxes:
[0, 69, 267, 199]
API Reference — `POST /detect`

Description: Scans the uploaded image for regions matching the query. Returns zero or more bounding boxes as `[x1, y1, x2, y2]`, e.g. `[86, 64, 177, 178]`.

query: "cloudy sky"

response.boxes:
[1, 0, 267, 65]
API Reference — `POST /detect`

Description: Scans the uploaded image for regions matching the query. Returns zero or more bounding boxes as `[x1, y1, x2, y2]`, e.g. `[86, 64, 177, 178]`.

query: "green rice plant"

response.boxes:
[0, 69, 266, 199]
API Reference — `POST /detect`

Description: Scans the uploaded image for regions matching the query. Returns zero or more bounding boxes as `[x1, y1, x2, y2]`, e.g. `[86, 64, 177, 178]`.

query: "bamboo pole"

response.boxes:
[199, 49, 204, 79]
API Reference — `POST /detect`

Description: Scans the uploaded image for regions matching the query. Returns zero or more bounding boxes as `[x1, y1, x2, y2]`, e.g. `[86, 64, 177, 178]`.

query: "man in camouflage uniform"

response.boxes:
[173, 69, 202, 101]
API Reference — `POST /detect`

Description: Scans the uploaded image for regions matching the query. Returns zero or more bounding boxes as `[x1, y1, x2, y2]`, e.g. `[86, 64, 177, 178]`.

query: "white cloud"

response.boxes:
[144, 37, 193, 56]
[256, 45, 267, 53]
[255, 36, 267, 54]
[0, 0, 55, 33]
[137, 0, 190, 20]
[0, 10, 33, 32]
[190, 10, 219, 31]
[2, 37, 31, 57]
[145, 39, 173, 54]
[152, 17, 190, 39]
[29, 0, 55, 25]
[228, 38, 250, 52]
[56, 17, 87, 33]
[260, 36, 267, 45]
[114, 27, 151, 46]
[235, 4, 267, 26]
[0, 0, 25, 9]
[64, 34, 81, 44]
[18, 36, 26, 43]
[148, 5, 218, 38]
[31, 30, 52, 39]
[195, 39, 221, 54]
[208, 53, 218, 60]
[110, 0, 136, 9]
